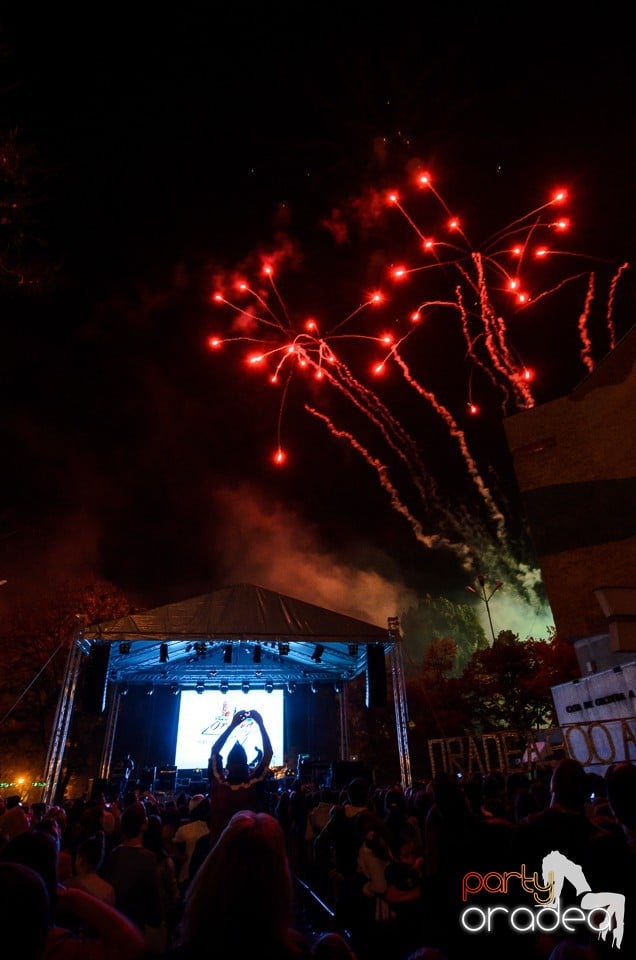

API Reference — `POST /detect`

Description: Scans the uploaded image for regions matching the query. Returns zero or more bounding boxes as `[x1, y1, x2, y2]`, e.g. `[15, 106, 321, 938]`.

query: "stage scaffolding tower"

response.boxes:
[389, 617, 412, 788]
[41, 632, 86, 804]
[338, 682, 350, 760]
[99, 684, 121, 783]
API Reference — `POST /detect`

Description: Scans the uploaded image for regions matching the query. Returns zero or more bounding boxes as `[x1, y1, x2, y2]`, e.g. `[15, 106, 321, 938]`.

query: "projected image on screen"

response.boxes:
[175, 690, 284, 771]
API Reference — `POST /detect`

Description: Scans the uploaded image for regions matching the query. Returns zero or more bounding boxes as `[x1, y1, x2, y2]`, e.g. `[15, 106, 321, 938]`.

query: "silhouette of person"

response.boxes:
[119, 754, 135, 799]
[206, 708, 273, 848]
[166, 810, 309, 959]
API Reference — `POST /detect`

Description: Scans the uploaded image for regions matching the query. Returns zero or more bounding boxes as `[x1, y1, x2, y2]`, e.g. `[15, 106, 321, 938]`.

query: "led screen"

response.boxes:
[174, 689, 284, 771]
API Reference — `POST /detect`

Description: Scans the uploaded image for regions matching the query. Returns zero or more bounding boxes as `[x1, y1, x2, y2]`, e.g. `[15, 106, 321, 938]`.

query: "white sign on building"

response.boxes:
[551, 661, 636, 771]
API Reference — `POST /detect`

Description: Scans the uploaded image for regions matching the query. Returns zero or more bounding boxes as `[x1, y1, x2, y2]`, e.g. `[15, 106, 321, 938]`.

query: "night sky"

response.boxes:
[1, 8, 634, 634]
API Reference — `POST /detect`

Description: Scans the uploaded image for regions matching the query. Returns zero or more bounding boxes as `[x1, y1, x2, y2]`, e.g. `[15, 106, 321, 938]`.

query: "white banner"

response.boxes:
[551, 661, 636, 723]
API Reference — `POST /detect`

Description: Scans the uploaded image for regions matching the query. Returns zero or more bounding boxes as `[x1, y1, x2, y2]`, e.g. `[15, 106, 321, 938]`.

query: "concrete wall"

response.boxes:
[504, 326, 636, 652]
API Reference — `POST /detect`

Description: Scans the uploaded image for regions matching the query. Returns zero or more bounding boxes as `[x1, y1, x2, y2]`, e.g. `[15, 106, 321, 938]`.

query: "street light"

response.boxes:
[466, 573, 503, 643]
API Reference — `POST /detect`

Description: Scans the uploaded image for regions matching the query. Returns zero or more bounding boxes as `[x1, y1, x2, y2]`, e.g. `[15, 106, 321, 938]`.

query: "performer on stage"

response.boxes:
[119, 753, 136, 800]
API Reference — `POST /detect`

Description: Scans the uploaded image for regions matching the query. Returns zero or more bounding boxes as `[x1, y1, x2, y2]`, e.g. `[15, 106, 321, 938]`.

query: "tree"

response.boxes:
[0, 578, 134, 791]
[367, 625, 580, 783]
[400, 593, 488, 675]
[457, 628, 578, 732]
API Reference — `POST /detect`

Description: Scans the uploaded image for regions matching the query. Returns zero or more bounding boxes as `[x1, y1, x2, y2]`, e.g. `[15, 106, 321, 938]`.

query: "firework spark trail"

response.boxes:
[454, 285, 511, 406]
[264, 267, 294, 326]
[305, 405, 472, 565]
[578, 273, 596, 373]
[391, 349, 509, 545]
[328, 296, 383, 336]
[310, 352, 444, 513]
[415, 173, 454, 218]
[388, 195, 428, 243]
[472, 253, 535, 410]
[208, 174, 632, 593]
[520, 271, 592, 310]
[484, 195, 563, 248]
[390, 186, 542, 408]
[386, 181, 628, 410]
[607, 262, 630, 350]
[213, 291, 285, 334]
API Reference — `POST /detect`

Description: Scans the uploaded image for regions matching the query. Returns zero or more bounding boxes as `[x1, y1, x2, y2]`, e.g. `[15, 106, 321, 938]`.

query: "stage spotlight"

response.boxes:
[334, 681, 341, 693]
[287, 680, 296, 694]
[242, 680, 250, 694]
[144, 683, 154, 696]
[196, 681, 205, 694]
[223, 644, 233, 664]
[119, 681, 128, 697]
[159, 642, 169, 663]
[220, 680, 229, 694]
[119, 641, 131, 655]
[310, 680, 319, 694]
[265, 680, 274, 693]
[253, 645, 262, 664]
[311, 644, 324, 663]
[169, 683, 179, 695]
[348, 644, 358, 657]
[278, 642, 290, 656]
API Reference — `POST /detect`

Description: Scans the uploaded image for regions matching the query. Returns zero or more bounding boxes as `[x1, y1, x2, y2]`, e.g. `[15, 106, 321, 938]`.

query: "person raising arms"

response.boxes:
[206, 708, 273, 848]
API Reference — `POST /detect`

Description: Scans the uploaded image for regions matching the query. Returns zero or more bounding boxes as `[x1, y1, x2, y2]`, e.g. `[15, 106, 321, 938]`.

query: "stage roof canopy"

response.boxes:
[82, 583, 395, 690]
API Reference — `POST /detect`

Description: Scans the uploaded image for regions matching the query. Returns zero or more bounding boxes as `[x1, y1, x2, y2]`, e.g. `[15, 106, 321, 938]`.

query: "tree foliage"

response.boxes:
[353, 625, 580, 783]
[400, 593, 488, 675]
[0, 578, 134, 785]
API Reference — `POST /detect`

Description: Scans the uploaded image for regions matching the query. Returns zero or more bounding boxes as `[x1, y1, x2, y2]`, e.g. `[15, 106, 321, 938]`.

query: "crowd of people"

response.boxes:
[1, 711, 635, 960]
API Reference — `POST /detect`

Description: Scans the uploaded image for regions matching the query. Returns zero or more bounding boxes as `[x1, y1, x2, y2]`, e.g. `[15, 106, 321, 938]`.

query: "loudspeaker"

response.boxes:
[365, 643, 387, 708]
[139, 766, 156, 792]
[81, 643, 111, 713]
[188, 779, 209, 793]
[157, 766, 177, 792]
